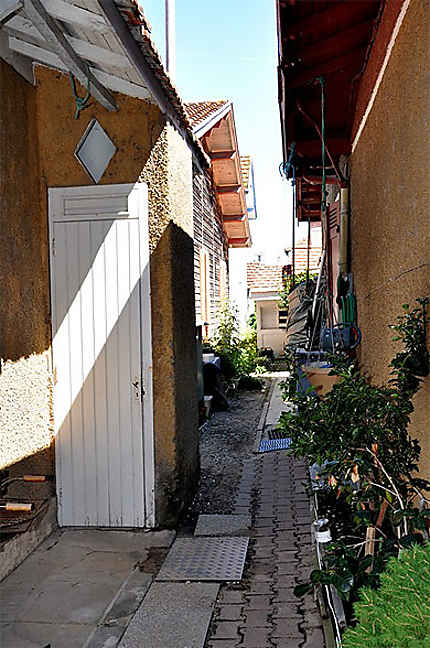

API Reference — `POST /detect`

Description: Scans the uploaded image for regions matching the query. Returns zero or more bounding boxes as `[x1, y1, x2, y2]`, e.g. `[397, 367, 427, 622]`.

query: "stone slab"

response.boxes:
[83, 569, 153, 648]
[194, 514, 251, 537]
[0, 621, 94, 648]
[118, 582, 219, 648]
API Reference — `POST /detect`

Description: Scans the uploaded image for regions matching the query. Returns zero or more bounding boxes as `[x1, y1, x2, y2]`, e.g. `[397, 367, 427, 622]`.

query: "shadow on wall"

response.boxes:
[2, 217, 199, 529]
[1, 62, 199, 527]
[49, 216, 199, 528]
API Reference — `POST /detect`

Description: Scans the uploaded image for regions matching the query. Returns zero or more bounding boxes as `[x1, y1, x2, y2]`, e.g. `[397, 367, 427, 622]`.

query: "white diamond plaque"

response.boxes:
[75, 118, 116, 183]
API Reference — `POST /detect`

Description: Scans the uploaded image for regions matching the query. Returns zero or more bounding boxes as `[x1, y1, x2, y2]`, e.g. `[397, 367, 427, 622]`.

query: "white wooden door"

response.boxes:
[49, 184, 154, 528]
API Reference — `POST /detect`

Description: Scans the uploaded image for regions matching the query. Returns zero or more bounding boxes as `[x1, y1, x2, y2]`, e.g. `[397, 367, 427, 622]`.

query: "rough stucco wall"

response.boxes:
[166, 124, 199, 519]
[35, 68, 198, 524]
[140, 123, 199, 523]
[351, 0, 430, 478]
[0, 61, 53, 485]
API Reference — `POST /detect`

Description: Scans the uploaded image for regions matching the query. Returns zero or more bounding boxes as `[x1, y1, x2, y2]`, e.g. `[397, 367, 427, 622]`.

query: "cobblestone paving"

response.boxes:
[205, 452, 325, 648]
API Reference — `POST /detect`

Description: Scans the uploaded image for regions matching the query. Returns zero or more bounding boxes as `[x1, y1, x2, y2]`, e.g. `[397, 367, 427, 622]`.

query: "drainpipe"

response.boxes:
[338, 186, 349, 278]
[338, 187, 349, 315]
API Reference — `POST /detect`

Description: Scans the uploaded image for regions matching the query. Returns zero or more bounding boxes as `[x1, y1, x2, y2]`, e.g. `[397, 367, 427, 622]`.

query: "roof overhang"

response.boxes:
[249, 290, 281, 301]
[188, 102, 251, 248]
[277, 0, 385, 219]
[0, 0, 208, 166]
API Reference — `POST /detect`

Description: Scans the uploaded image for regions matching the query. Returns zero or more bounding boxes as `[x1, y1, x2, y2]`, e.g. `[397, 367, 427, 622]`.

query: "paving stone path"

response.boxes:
[205, 451, 325, 648]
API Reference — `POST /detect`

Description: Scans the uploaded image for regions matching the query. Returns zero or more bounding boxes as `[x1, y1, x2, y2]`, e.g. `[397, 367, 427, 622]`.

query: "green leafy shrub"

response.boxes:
[342, 544, 430, 648]
[237, 327, 266, 377]
[211, 302, 266, 380]
[282, 298, 430, 603]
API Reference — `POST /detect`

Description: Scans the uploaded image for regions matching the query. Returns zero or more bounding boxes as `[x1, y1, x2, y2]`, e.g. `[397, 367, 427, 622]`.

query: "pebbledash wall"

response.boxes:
[350, 0, 430, 478]
[0, 63, 199, 526]
[0, 61, 54, 498]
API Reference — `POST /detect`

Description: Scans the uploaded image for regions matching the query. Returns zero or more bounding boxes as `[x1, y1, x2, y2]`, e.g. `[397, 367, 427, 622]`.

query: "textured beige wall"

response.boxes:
[34, 68, 199, 524]
[0, 61, 53, 484]
[0, 65, 198, 524]
[351, 0, 430, 478]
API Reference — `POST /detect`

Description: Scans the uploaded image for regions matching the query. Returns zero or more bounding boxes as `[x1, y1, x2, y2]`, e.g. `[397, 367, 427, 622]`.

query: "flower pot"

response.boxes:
[302, 366, 340, 397]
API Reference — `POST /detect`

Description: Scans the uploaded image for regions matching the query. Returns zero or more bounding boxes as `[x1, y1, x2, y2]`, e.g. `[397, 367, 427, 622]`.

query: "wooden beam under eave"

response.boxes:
[287, 19, 374, 72]
[209, 150, 236, 160]
[216, 185, 241, 194]
[0, 0, 22, 23]
[228, 237, 250, 248]
[284, 46, 367, 89]
[285, 3, 378, 46]
[0, 29, 33, 83]
[296, 137, 350, 157]
[23, 0, 117, 111]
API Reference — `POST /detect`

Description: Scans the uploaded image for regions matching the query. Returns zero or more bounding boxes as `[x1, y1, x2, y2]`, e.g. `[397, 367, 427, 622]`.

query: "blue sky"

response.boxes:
[141, 0, 295, 260]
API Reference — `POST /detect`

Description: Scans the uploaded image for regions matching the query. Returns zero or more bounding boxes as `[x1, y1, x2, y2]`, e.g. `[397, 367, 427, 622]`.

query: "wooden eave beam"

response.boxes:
[24, 0, 117, 111]
[284, 2, 378, 45]
[302, 175, 339, 186]
[0, 0, 22, 23]
[209, 150, 236, 160]
[284, 46, 367, 89]
[295, 137, 349, 157]
[222, 214, 247, 221]
[285, 19, 374, 72]
[0, 28, 33, 82]
[8, 14, 130, 70]
[8, 36, 152, 99]
[216, 185, 241, 194]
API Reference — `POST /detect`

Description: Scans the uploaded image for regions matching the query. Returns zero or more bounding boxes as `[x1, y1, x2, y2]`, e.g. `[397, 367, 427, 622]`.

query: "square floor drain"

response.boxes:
[259, 438, 292, 453]
[194, 514, 251, 537]
[156, 537, 249, 582]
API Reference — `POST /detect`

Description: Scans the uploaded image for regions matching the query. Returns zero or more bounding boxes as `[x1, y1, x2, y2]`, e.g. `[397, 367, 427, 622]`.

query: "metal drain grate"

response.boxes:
[258, 438, 292, 453]
[156, 537, 249, 582]
[267, 425, 287, 440]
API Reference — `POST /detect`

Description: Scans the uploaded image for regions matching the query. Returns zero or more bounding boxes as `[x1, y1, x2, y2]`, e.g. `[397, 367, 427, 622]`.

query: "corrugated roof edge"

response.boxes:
[105, 0, 209, 168]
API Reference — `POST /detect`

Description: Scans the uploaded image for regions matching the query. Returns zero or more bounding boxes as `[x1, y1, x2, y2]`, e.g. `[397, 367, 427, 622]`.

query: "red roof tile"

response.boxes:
[247, 262, 284, 292]
[184, 101, 229, 129]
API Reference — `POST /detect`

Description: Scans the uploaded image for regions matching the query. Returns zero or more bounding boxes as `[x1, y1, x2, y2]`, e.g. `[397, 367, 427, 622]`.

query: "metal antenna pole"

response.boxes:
[165, 0, 176, 81]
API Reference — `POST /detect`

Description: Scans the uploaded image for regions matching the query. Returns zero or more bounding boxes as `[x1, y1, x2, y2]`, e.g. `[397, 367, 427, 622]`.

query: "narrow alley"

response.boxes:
[0, 377, 325, 648]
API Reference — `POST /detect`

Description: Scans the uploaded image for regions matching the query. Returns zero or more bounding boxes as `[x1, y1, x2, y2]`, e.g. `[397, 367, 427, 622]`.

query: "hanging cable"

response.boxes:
[69, 68, 91, 119]
[279, 141, 296, 179]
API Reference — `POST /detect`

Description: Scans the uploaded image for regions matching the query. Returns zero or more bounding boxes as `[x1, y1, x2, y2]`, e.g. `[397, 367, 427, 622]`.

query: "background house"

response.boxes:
[185, 101, 251, 338]
[284, 222, 322, 275]
[247, 262, 285, 356]
[228, 156, 259, 331]
[276, 0, 430, 478]
[0, 0, 210, 575]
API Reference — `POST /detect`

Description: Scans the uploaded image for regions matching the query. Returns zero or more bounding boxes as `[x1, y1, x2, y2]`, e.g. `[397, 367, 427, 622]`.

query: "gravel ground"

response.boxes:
[182, 382, 269, 527]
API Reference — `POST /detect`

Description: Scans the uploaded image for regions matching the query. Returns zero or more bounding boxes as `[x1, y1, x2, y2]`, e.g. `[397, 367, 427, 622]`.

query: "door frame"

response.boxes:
[48, 183, 155, 527]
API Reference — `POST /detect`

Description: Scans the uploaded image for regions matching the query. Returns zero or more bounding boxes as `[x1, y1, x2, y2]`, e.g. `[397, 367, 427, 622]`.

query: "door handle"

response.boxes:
[132, 378, 145, 401]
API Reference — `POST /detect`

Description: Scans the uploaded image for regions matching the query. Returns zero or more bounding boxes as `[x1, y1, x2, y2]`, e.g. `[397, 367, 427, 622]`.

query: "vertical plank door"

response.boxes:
[49, 184, 154, 527]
